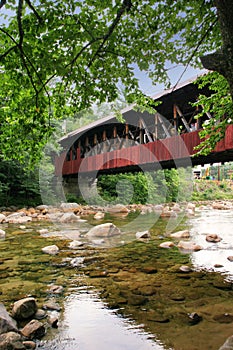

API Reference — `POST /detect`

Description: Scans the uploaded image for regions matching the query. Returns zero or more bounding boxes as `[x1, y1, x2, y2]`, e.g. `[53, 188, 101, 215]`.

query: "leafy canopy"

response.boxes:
[0, 0, 229, 164]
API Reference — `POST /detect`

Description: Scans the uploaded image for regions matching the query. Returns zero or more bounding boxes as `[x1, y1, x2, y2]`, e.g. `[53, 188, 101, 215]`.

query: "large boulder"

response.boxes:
[11, 298, 37, 320]
[0, 304, 18, 334]
[21, 320, 45, 339]
[86, 223, 121, 237]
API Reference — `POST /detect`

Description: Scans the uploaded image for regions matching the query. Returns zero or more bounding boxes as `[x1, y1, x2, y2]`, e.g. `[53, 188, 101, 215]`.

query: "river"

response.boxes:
[0, 203, 233, 350]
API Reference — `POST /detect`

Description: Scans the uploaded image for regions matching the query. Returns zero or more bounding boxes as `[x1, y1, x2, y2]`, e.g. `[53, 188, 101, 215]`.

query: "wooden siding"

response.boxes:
[55, 125, 233, 176]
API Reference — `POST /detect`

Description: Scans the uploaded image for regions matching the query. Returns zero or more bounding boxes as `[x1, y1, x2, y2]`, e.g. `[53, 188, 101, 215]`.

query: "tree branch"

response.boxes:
[0, 45, 17, 61]
[173, 18, 218, 91]
[25, 0, 42, 23]
[0, 0, 6, 10]
[17, 0, 24, 47]
[87, 0, 132, 69]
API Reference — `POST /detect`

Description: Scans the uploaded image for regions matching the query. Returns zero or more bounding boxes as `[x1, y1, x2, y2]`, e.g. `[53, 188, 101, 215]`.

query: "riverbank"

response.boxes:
[0, 200, 233, 350]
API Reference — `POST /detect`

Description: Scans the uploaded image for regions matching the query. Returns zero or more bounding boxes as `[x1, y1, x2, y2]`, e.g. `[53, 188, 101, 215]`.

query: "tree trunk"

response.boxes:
[200, 0, 233, 98]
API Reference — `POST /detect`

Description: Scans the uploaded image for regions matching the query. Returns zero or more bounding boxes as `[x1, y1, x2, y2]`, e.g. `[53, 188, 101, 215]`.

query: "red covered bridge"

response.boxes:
[55, 76, 233, 177]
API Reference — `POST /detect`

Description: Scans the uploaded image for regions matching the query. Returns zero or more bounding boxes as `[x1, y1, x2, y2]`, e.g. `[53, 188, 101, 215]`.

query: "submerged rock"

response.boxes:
[11, 297, 37, 320]
[86, 223, 121, 237]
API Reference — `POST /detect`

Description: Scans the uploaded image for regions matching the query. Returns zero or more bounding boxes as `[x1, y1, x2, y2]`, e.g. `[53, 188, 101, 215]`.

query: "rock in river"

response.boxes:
[135, 231, 151, 239]
[21, 319, 45, 339]
[177, 241, 202, 251]
[0, 303, 18, 334]
[11, 297, 37, 320]
[206, 234, 222, 243]
[170, 230, 190, 239]
[86, 223, 121, 237]
[159, 241, 175, 249]
[42, 245, 59, 255]
[218, 335, 233, 350]
[0, 332, 22, 349]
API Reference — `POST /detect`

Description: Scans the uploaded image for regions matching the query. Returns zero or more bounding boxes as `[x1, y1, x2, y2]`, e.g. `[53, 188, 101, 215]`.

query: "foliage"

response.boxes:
[84, 168, 193, 205]
[192, 179, 233, 201]
[193, 72, 233, 155]
[0, 160, 42, 206]
[0, 0, 226, 163]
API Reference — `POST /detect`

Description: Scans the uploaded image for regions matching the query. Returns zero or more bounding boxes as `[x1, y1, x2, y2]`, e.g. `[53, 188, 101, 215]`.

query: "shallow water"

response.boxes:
[188, 208, 233, 279]
[0, 206, 233, 350]
[40, 287, 166, 350]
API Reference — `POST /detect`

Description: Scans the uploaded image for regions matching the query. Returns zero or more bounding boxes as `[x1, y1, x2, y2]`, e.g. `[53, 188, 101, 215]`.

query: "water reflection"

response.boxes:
[40, 289, 167, 350]
[189, 208, 233, 279]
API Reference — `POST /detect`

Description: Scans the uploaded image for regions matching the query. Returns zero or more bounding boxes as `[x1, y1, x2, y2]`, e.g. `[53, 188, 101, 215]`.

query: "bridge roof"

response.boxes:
[59, 73, 206, 146]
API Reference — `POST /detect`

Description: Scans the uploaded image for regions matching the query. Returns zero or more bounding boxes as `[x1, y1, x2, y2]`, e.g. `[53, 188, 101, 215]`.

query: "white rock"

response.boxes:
[159, 241, 175, 249]
[38, 229, 49, 234]
[170, 230, 190, 239]
[0, 214, 6, 223]
[70, 257, 85, 267]
[42, 245, 59, 255]
[68, 240, 83, 249]
[186, 203, 196, 210]
[107, 204, 129, 214]
[5, 212, 32, 224]
[86, 223, 121, 237]
[136, 231, 151, 239]
[185, 208, 195, 217]
[94, 212, 105, 220]
[60, 203, 80, 212]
